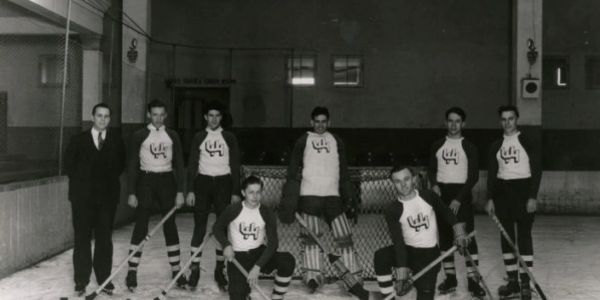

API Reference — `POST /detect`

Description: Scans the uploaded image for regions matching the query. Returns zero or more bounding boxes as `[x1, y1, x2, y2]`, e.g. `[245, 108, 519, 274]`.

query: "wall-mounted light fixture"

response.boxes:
[527, 38, 538, 65]
[127, 39, 138, 63]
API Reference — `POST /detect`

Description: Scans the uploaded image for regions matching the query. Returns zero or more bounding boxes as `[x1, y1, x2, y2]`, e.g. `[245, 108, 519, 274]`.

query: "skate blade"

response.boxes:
[101, 290, 113, 296]
[499, 294, 520, 300]
[438, 288, 457, 295]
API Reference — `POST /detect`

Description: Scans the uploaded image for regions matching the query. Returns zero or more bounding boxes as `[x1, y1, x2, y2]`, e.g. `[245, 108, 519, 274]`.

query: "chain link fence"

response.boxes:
[241, 165, 429, 280]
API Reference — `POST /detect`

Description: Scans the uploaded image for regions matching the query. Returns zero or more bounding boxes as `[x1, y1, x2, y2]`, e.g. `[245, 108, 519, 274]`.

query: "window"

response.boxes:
[332, 55, 363, 87]
[287, 55, 316, 86]
[542, 56, 569, 90]
[39, 55, 68, 87]
[585, 56, 600, 89]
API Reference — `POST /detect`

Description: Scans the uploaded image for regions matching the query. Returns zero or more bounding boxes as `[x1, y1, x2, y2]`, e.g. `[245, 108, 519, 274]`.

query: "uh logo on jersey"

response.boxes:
[407, 213, 430, 232]
[150, 143, 168, 159]
[204, 139, 225, 157]
[442, 148, 459, 165]
[500, 146, 520, 164]
[239, 222, 260, 240]
[311, 138, 330, 154]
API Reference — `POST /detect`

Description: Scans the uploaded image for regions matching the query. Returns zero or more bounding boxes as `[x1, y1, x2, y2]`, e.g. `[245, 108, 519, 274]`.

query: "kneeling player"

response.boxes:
[213, 176, 296, 300]
[374, 164, 468, 300]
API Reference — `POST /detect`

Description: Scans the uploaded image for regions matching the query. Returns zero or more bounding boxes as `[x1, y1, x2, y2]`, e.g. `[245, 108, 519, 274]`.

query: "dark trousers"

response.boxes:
[495, 178, 534, 283]
[374, 245, 440, 300]
[228, 246, 295, 300]
[298, 195, 345, 223]
[191, 174, 232, 247]
[130, 172, 179, 246]
[437, 183, 479, 272]
[71, 193, 117, 286]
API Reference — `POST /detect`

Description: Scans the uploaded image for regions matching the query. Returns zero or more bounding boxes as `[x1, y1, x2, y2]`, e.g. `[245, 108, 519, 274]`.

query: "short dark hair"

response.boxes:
[445, 106, 466, 121]
[242, 175, 263, 190]
[311, 106, 330, 120]
[147, 99, 166, 113]
[92, 103, 111, 115]
[498, 105, 519, 118]
[389, 163, 415, 178]
[203, 100, 224, 115]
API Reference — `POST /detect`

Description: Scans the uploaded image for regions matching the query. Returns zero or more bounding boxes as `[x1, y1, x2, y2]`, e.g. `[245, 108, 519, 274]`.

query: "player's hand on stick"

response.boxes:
[449, 199, 461, 215]
[527, 198, 537, 213]
[432, 185, 441, 196]
[186, 193, 195, 207]
[223, 245, 235, 262]
[231, 194, 242, 203]
[128, 194, 138, 208]
[452, 223, 469, 255]
[485, 199, 495, 215]
[394, 267, 412, 296]
[247, 265, 260, 286]
[175, 192, 184, 208]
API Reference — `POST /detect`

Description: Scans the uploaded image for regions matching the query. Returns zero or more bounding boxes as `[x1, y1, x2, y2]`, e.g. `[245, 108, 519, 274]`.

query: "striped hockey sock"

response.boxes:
[190, 246, 202, 267]
[271, 275, 292, 300]
[466, 253, 479, 278]
[127, 244, 143, 271]
[503, 252, 519, 280]
[166, 244, 181, 272]
[376, 273, 394, 297]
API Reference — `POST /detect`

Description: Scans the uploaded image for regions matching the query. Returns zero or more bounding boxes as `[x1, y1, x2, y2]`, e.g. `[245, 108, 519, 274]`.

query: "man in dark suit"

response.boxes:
[65, 103, 125, 296]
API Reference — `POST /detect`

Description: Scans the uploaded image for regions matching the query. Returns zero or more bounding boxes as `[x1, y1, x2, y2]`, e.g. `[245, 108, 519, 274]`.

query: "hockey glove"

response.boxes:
[345, 200, 359, 224]
[278, 179, 300, 224]
[453, 222, 469, 255]
[394, 267, 412, 296]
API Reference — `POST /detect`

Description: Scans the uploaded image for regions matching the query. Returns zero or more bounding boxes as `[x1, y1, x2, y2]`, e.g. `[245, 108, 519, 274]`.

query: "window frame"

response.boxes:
[331, 54, 364, 88]
[286, 54, 317, 87]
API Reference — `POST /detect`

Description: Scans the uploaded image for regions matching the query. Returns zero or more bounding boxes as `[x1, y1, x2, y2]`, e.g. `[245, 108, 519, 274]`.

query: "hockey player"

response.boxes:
[185, 101, 241, 290]
[485, 105, 541, 300]
[428, 107, 485, 298]
[213, 175, 296, 300]
[279, 106, 361, 293]
[374, 164, 468, 300]
[125, 99, 187, 290]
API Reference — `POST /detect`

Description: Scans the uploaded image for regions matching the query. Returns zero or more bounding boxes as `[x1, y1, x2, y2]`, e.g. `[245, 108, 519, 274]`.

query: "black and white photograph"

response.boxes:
[0, 0, 598, 299]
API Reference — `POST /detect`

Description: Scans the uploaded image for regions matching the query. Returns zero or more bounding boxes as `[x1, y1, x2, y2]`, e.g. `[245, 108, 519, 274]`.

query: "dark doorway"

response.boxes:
[173, 88, 230, 158]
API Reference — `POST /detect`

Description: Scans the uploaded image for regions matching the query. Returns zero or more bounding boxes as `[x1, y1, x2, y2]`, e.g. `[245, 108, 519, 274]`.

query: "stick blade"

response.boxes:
[84, 292, 97, 300]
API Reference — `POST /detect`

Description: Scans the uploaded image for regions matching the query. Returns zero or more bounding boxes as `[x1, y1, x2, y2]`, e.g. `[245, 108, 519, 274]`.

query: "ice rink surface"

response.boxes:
[1, 214, 599, 300]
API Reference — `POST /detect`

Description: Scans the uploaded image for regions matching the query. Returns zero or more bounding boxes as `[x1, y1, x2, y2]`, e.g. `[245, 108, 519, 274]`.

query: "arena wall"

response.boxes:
[0, 176, 133, 279]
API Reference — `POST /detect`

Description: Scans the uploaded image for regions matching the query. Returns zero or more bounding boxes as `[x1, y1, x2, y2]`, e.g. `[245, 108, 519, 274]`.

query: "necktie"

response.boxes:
[98, 131, 105, 150]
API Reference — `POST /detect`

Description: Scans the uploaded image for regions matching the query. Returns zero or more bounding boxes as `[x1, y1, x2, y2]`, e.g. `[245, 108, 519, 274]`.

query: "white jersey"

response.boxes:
[140, 124, 173, 172]
[198, 128, 231, 176]
[497, 132, 531, 180]
[436, 137, 468, 184]
[300, 131, 340, 196]
[399, 191, 438, 248]
[228, 202, 266, 251]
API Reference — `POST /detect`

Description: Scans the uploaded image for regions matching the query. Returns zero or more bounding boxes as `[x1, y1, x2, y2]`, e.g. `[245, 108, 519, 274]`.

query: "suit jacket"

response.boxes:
[65, 128, 126, 205]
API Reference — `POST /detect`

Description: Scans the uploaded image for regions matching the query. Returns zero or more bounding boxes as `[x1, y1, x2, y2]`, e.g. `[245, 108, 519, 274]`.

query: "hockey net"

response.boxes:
[241, 165, 430, 280]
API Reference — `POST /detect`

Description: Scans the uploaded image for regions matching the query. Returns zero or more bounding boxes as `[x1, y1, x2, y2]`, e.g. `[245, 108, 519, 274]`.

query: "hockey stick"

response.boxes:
[295, 213, 371, 300]
[84, 205, 178, 300]
[382, 231, 477, 300]
[230, 257, 271, 300]
[488, 213, 547, 300]
[464, 248, 495, 300]
[153, 232, 213, 300]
